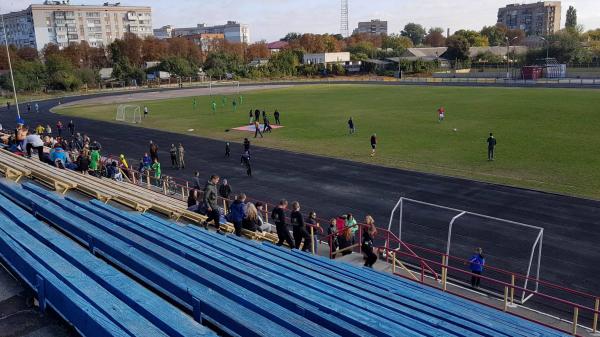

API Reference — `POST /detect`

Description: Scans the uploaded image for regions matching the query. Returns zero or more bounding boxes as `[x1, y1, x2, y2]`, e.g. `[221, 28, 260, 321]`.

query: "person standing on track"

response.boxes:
[202, 175, 221, 232]
[487, 133, 497, 161]
[35, 103, 39, 113]
[469, 247, 485, 288]
[274, 109, 281, 125]
[67, 120, 75, 136]
[225, 142, 231, 158]
[177, 143, 185, 169]
[241, 151, 252, 176]
[169, 144, 178, 168]
[149, 140, 159, 162]
[370, 133, 377, 157]
[272, 199, 294, 248]
[243, 138, 250, 154]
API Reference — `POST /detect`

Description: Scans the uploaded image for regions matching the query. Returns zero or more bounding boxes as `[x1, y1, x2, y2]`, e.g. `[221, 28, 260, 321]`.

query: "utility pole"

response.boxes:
[1, 14, 21, 120]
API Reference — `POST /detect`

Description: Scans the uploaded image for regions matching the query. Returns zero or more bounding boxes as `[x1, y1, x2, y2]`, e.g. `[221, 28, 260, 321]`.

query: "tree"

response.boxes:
[454, 30, 489, 47]
[424, 31, 446, 47]
[566, 6, 577, 30]
[481, 25, 507, 46]
[246, 41, 270, 61]
[428, 27, 444, 34]
[382, 34, 413, 51]
[159, 56, 195, 77]
[142, 37, 168, 62]
[45, 54, 81, 91]
[505, 29, 526, 45]
[401, 23, 426, 46]
[445, 35, 470, 61]
[281, 32, 301, 42]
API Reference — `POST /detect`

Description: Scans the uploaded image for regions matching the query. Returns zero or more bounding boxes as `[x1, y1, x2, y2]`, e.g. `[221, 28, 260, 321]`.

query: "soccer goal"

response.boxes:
[388, 197, 543, 304]
[208, 80, 240, 96]
[116, 105, 142, 124]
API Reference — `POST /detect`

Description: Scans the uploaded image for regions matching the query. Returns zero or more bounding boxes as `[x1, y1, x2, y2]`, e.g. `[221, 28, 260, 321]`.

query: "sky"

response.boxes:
[2, 0, 600, 42]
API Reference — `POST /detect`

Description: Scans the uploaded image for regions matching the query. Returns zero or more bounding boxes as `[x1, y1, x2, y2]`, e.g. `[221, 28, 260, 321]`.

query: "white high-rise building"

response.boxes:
[0, 1, 152, 50]
[162, 21, 250, 44]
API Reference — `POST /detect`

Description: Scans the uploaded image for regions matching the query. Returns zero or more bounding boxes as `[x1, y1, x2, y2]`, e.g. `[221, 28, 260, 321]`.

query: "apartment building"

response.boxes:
[353, 19, 388, 36]
[158, 21, 250, 44]
[0, 1, 152, 50]
[497, 1, 561, 36]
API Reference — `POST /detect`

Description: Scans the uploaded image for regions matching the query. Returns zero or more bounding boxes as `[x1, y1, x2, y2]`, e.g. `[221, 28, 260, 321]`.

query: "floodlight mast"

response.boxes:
[1, 13, 21, 120]
[340, 0, 349, 38]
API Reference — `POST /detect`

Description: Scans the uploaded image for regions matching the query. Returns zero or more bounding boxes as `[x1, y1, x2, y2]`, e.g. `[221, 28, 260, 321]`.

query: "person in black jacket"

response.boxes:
[219, 179, 232, 209]
[274, 109, 281, 125]
[241, 151, 251, 176]
[201, 175, 220, 231]
[290, 202, 311, 252]
[487, 133, 497, 161]
[271, 199, 294, 248]
[243, 138, 250, 153]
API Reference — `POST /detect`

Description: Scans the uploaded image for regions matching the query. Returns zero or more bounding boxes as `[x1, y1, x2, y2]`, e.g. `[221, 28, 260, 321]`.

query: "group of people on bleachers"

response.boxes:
[182, 172, 381, 267]
[2, 122, 127, 182]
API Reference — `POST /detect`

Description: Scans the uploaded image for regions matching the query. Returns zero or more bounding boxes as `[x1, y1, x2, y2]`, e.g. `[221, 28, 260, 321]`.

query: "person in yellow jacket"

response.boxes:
[119, 154, 129, 169]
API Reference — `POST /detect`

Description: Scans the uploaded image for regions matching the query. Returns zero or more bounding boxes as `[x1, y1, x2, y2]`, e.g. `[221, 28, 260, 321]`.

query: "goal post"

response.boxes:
[208, 80, 240, 96]
[116, 105, 142, 124]
[388, 197, 543, 303]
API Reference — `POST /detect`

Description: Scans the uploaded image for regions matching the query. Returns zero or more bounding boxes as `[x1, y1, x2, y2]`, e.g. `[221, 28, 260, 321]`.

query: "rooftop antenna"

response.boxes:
[1, 13, 21, 121]
[340, 0, 349, 38]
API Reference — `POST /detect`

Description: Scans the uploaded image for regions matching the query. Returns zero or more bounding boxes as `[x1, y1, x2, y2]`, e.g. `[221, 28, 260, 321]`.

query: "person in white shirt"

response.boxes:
[24, 132, 45, 161]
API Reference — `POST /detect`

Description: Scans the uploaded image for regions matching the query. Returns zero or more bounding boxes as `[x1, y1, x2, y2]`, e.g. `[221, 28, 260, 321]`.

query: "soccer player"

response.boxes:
[249, 110, 254, 124]
[222, 96, 227, 107]
[487, 133, 497, 161]
[232, 99, 237, 112]
[192, 98, 198, 109]
[348, 117, 355, 134]
[370, 133, 377, 157]
[274, 109, 281, 125]
[438, 107, 445, 122]
[211, 100, 217, 113]
[239, 95, 244, 105]
[143, 106, 148, 118]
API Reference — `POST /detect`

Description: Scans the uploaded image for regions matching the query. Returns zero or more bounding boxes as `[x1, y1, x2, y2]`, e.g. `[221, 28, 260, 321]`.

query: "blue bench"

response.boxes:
[11, 182, 332, 337]
[0, 184, 213, 337]
[4, 180, 568, 337]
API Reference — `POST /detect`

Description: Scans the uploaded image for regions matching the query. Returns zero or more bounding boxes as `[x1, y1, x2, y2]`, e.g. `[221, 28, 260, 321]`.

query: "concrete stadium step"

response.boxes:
[7, 182, 331, 337]
[0, 185, 214, 337]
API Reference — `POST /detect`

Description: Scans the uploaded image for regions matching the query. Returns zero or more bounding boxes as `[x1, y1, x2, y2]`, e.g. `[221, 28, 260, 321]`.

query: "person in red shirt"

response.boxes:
[438, 107, 445, 122]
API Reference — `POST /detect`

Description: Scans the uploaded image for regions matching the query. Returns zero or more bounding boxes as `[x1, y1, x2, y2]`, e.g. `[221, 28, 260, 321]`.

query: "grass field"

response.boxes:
[54, 84, 600, 199]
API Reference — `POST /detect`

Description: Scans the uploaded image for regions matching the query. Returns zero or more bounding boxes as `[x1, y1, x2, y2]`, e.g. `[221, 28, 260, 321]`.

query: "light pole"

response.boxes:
[539, 36, 549, 60]
[505, 36, 518, 79]
[1, 13, 21, 121]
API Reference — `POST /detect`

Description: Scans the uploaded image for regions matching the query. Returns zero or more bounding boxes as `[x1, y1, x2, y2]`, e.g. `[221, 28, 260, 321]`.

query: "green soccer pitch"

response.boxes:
[54, 84, 600, 199]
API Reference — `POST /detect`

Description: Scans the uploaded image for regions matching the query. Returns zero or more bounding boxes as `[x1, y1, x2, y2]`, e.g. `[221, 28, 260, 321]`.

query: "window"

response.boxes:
[47, 27, 53, 32]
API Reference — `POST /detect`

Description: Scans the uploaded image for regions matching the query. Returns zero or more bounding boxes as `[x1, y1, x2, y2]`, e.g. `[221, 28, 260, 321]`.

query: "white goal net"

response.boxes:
[116, 105, 142, 124]
[388, 197, 543, 304]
